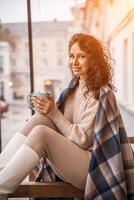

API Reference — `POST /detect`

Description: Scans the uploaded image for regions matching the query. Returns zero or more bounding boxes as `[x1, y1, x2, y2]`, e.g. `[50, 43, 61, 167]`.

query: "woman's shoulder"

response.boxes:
[99, 86, 117, 106]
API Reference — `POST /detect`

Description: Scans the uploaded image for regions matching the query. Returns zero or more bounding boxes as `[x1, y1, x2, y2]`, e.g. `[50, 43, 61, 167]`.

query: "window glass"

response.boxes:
[31, 1, 71, 101]
[0, 0, 31, 149]
[0, 0, 73, 151]
[0, 55, 4, 73]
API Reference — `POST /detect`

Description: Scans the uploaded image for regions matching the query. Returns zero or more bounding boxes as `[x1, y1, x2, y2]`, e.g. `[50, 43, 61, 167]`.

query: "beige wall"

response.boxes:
[75, 0, 134, 106]
[71, 0, 134, 133]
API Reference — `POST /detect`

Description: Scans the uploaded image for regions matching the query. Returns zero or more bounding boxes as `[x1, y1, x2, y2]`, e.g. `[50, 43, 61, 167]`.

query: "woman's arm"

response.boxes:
[31, 94, 98, 149]
[47, 98, 98, 149]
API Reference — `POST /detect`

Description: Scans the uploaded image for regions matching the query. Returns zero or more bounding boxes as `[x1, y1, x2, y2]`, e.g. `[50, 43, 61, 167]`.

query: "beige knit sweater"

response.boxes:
[47, 80, 99, 150]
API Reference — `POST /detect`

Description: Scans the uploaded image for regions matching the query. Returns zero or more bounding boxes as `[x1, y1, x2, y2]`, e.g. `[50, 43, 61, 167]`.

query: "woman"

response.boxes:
[0, 33, 133, 200]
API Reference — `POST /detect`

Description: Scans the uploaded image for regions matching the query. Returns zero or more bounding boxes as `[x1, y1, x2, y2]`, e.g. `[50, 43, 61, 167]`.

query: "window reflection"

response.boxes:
[0, 1, 30, 149]
[0, 0, 73, 150]
[32, 21, 71, 99]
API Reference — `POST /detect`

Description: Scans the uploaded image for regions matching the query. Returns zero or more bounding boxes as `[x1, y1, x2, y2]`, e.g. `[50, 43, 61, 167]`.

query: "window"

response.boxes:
[11, 58, 16, 66]
[0, 0, 31, 150]
[57, 41, 63, 52]
[25, 58, 29, 66]
[57, 57, 63, 66]
[0, 0, 70, 151]
[0, 55, 4, 73]
[42, 58, 48, 66]
[42, 42, 47, 53]
[0, 46, 5, 52]
[25, 42, 29, 51]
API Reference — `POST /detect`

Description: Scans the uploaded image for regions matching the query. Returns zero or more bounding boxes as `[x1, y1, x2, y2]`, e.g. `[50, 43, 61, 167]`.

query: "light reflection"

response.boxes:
[7, 81, 13, 87]
[128, 0, 134, 9]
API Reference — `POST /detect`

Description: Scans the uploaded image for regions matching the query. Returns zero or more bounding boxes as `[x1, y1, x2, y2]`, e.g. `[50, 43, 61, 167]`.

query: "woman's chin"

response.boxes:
[73, 72, 82, 77]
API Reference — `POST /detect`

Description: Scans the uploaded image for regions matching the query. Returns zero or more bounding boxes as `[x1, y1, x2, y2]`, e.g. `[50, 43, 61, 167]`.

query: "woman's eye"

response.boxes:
[69, 54, 74, 58]
[80, 55, 86, 58]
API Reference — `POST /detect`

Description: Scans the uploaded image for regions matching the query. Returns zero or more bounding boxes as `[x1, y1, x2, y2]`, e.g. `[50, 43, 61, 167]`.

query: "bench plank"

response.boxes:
[9, 182, 84, 198]
[129, 137, 134, 144]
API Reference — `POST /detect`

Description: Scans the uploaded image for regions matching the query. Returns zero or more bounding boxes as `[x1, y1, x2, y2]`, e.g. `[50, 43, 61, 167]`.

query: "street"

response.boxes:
[1, 103, 30, 149]
[1, 103, 30, 200]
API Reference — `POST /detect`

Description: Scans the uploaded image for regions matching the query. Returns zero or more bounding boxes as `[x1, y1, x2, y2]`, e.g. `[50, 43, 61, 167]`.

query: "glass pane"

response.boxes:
[0, 0, 76, 150]
[31, 0, 74, 101]
[0, 0, 31, 149]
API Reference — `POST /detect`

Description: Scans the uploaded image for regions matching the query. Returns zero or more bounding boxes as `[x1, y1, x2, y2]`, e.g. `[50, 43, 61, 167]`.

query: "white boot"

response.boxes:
[0, 144, 40, 199]
[0, 132, 26, 171]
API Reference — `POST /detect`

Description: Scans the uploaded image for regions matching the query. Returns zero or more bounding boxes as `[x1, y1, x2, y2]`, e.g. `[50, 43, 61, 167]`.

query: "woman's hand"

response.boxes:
[31, 95, 55, 115]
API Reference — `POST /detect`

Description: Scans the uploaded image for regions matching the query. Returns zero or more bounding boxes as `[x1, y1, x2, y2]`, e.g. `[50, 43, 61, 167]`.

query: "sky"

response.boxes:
[0, 0, 84, 23]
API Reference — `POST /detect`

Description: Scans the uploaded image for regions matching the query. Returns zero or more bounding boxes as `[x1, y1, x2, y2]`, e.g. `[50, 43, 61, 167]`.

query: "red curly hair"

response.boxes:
[68, 33, 115, 99]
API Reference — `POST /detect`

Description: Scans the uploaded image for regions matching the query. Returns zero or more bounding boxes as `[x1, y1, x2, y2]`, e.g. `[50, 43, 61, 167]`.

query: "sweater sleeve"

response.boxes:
[47, 97, 98, 149]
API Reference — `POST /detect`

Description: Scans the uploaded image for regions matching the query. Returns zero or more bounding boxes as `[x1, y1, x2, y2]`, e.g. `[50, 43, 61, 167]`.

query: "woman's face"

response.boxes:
[69, 42, 89, 80]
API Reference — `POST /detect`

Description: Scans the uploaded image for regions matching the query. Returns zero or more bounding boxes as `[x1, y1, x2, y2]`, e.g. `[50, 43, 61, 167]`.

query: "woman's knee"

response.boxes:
[29, 125, 46, 136]
[20, 113, 53, 136]
[27, 125, 52, 142]
[31, 114, 57, 130]
[29, 113, 51, 124]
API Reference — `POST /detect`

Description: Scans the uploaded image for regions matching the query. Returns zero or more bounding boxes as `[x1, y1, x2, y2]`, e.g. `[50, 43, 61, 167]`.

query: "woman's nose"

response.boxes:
[73, 57, 79, 66]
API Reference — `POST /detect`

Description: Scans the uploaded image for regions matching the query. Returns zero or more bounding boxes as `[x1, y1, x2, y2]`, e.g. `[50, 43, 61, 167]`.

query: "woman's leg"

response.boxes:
[25, 125, 90, 190]
[0, 113, 58, 171]
[0, 114, 57, 198]
[0, 115, 62, 198]
[0, 133, 26, 172]
[0, 144, 40, 199]
[0, 124, 89, 199]
[20, 113, 59, 136]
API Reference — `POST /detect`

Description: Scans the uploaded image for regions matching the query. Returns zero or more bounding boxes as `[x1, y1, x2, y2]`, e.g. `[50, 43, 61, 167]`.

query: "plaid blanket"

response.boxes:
[85, 87, 134, 200]
[33, 78, 134, 200]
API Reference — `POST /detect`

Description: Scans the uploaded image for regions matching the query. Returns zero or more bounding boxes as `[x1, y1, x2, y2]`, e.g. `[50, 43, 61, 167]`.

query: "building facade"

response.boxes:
[0, 41, 13, 102]
[0, 20, 72, 103]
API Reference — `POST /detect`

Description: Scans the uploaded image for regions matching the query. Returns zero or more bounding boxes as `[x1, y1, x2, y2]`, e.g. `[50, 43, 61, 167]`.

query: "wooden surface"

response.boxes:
[129, 136, 134, 144]
[9, 182, 84, 198]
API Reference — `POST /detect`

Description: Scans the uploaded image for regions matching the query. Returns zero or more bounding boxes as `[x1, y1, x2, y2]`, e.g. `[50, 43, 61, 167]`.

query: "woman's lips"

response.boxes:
[72, 67, 82, 71]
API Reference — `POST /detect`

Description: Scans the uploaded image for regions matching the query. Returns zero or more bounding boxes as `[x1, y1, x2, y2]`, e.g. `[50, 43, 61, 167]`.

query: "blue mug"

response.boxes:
[26, 91, 50, 110]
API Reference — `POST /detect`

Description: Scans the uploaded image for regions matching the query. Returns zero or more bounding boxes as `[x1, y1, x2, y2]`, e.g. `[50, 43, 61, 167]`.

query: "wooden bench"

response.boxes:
[9, 136, 134, 199]
[9, 182, 84, 198]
